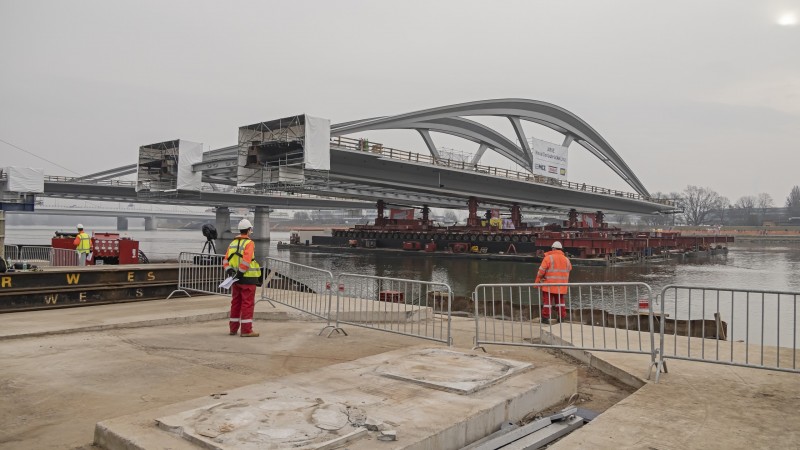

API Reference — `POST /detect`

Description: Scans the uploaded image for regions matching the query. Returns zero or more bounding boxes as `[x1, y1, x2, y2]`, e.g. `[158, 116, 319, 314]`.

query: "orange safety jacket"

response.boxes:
[535, 249, 572, 294]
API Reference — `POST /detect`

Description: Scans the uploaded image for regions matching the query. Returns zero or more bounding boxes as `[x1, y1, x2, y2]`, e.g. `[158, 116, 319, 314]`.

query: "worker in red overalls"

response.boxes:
[535, 241, 573, 322]
[223, 219, 262, 337]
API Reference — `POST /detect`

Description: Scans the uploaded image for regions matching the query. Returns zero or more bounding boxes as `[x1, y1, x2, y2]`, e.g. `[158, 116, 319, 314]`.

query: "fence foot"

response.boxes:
[166, 289, 191, 300]
[256, 298, 276, 308]
[319, 325, 347, 338]
[471, 345, 487, 353]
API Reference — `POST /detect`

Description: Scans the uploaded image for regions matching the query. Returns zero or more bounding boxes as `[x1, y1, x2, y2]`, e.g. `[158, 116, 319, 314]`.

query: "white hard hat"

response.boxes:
[551, 241, 563, 249]
[77, 224, 84, 229]
[238, 219, 253, 230]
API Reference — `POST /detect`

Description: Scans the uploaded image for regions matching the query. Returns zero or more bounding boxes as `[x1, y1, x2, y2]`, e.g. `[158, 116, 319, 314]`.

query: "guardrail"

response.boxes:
[167, 252, 226, 298]
[259, 257, 337, 334]
[10, 246, 79, 267]
[3, 244, 19, 261]
[656, 285, 800, 381]
[473, 282, 659, 379]
[332, 136, 674, 207]
[333, 273, 452, 345]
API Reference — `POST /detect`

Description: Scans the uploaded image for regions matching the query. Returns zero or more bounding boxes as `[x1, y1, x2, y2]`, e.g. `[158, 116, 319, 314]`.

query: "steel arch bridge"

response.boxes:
[331, 98, 650, 197]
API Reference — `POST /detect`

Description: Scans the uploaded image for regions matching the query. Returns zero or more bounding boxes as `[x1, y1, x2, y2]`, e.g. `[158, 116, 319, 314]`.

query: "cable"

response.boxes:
[0, 138, 82, 175]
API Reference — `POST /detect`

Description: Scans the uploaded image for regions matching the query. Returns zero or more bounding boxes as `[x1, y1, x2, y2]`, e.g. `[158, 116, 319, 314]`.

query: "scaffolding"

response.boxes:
[236, 115, 330, 193]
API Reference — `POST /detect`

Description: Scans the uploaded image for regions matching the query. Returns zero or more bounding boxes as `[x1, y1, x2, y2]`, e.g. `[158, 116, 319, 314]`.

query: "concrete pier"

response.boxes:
[252, 205, 270, 257]
[214, 206, 231, 251]
[143, 215, 157, 231]
[116, 216, 128, 231]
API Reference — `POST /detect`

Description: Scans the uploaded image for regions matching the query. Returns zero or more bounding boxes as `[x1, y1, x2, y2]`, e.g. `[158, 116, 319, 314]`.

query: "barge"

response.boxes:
[290, 200, 733, 264]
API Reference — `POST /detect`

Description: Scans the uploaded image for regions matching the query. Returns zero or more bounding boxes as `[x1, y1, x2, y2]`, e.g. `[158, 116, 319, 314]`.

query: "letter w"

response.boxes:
[66, 273, 81, 285]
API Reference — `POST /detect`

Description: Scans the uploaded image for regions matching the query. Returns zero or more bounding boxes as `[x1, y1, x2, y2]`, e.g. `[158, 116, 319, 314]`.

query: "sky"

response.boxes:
[1, 0, 798, 207]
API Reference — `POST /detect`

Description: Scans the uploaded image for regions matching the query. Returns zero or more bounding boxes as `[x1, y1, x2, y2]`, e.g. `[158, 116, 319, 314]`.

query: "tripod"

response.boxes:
[202, 238, 217, 254]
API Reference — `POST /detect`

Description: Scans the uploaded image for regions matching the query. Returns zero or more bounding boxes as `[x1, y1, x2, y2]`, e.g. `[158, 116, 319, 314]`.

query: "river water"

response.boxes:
[7, 226, 800, 296]
[7, 226, 800, 346]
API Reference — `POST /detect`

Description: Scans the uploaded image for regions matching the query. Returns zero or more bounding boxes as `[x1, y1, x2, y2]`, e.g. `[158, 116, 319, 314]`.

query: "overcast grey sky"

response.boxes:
[1, 0, 798, 205]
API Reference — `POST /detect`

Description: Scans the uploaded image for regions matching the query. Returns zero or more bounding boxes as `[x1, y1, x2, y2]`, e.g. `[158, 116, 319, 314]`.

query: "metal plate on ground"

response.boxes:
[373, 348, 533, 394]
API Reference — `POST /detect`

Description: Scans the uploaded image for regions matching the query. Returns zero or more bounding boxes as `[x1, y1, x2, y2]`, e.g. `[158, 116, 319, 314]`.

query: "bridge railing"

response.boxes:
[331, 136, 674, 207]
[44, 175, 137, 188]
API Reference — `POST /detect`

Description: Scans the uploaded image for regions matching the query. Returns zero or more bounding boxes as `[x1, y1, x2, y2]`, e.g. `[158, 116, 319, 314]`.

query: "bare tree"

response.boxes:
[679, 185, 723, 226]
[786, 185, 800, 218]
[709, 196, 730, 225]
[756, 193, 773, 224]
[733, 195, 757, 225]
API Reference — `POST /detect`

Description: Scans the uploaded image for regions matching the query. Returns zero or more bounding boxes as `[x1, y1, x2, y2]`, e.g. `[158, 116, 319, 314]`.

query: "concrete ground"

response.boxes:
[6, 294, 796, 450]
[0, 296, 626, 449]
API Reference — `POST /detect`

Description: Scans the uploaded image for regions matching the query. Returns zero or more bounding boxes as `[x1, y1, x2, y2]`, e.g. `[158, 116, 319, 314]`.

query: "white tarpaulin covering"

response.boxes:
[304, 115, 331, 170]
[5, 167, 44, 193]
[176, 140, 203, 191]
[529, 137, 569, 181]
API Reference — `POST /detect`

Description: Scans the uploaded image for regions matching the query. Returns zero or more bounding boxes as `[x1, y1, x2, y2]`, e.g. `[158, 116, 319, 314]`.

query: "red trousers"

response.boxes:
[230, 283, 256, 334]
[541, 291, 567, 319]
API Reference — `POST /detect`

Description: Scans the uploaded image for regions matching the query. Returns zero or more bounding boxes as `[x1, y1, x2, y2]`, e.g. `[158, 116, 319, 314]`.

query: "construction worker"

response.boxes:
[535, 241, 572, 322]
[73, 224, 92, 266]
[223, 219, 262, 337]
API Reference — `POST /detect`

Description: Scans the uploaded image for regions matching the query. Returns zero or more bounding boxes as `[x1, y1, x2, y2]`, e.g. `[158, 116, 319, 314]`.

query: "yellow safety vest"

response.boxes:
[76, 232, 91, 253]
[225, 238, 261, 280]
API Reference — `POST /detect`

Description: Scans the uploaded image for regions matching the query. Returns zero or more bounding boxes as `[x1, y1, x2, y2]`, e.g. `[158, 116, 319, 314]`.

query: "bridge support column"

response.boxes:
[116, 217, 129, 231]
[144, 216, 157, 231]
[215, 207, 232, 253]
[252, 206, 271, 258]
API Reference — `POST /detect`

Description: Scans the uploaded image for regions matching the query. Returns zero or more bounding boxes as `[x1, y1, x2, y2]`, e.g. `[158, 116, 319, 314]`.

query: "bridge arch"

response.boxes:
[331, 98, 649, 197]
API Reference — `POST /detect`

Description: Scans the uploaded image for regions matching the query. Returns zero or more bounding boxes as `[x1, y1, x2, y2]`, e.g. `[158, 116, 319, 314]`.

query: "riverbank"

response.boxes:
[1, 294, 798, 449]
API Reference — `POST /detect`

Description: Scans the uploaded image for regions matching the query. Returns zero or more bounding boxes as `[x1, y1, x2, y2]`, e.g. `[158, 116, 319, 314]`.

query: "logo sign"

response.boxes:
[529, 137, 569, 181]
[389, 208, 414, 220]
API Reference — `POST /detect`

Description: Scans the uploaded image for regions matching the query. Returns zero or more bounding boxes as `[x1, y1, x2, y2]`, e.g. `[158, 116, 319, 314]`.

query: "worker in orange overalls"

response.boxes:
[73, 224, 92, 266]
[535, 241, 573, 322]
[223, 219, 262, 337]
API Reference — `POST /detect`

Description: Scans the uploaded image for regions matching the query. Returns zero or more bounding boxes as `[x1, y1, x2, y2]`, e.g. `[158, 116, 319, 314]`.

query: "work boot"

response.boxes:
[241, 331, 260, 337]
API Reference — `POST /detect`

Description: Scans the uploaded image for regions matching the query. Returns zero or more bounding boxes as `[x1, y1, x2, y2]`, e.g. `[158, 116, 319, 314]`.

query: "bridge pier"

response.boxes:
[215, 207, 232, 253]
[252, 206, 271, 258]
[144, 216, 158, 231]
[116, 217, 129, 231]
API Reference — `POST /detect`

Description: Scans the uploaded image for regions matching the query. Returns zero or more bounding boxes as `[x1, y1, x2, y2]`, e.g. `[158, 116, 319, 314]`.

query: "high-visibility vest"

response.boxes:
[224, 237, 261, 282]
[536, 250, 572, 294]
[76, 232, 91, 253]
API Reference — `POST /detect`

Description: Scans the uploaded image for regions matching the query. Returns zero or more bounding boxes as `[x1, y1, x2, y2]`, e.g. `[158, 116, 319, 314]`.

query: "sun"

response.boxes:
[777, 12, 797, 26]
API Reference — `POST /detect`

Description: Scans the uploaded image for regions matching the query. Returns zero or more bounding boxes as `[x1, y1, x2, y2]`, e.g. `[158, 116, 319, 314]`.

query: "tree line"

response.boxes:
[640, 185, 800, 227]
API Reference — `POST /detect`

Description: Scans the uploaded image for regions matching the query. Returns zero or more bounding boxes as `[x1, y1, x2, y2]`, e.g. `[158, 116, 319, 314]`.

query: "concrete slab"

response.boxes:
[95, 347, 577, 450]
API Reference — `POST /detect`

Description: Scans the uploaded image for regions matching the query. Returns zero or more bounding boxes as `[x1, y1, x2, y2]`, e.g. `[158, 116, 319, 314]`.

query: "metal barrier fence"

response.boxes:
[260, 257, 335, 330]
[334, 273, 452, 345]
[657, 285, 800, 381]
[4, 244, 19, 261]
[473, 282, 659, 378]
[11, 246, 79, 267]
[168, 251, 227, 298]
